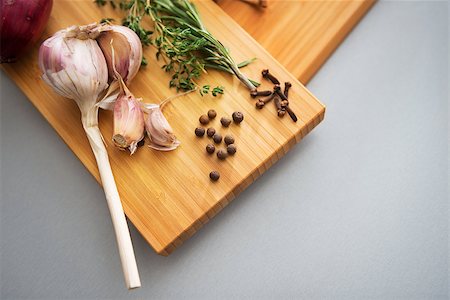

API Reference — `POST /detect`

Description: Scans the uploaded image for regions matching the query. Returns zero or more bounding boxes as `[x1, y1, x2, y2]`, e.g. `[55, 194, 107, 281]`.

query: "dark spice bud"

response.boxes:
[280, 100, 289, 108]
[207, 127, 216, 137]
[250, 90, 272, 98]
[195, 127, 205, 137]
[256, 100, 265, 109]
[207, 109, 217, 119]
[284, 82, 292, 98]
[278, 109, 286, 117]
[224, 135, 235, 145]
[213, 133, 222, 144]
[274, 85, 288, 101]
[199, 114, 209, 125]
[262, 69, 280, 85]
[286, 106, 298, 122]
[206, 143, 215, 154]
[220, 117, 232, 127]
[232, 111, 244, 124]
[256, 92, 276, 109]
[226, 144, 237, 155]
[217, 149, 228, 160]
[209, 170, 220, 181]
[274, 96, 281, 110]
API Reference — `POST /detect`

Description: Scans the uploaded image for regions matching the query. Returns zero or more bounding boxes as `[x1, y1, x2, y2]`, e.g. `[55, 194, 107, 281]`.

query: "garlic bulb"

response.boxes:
[38, 23, 141, 289]
[97, 25, 142, 84]
[142, 104, 180, 151]
[39, 24, 108, 111]
[112, 81, 145, 155]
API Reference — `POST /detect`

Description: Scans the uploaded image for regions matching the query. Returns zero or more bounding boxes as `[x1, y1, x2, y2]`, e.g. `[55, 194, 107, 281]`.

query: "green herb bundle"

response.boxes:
[96, 0, 259, 94]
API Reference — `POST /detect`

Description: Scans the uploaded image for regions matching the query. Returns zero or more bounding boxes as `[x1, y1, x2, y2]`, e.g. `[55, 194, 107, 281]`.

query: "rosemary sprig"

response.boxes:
[95, 0, 259, 93]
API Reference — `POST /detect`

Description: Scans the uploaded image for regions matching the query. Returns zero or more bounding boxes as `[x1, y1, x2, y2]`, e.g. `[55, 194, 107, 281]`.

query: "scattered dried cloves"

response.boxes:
[250, 89, 272, 98]
[262, 69, 280, 85]
[284, 82, 292, 98]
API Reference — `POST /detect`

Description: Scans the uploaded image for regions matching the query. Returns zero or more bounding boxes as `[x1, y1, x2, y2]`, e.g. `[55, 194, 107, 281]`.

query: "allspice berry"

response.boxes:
[220, 117, 231, 127]
[212, 133, 222, 144]
[217, 149, 228, 160]
[232, 111, 244, 124]
[206, 143, 215, 154]
[224, 135, 234, 145]
[207, 127, 216, 137]
[195, 127, 205, 137]
[207, 109, 217, 119]
[199, 114, 209, 125]
[227, 144, 237, 155]
[209, 170, 220, 181]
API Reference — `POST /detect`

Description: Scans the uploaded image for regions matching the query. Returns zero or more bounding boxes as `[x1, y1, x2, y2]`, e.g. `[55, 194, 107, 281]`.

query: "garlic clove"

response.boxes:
[112, 93, 145, 155]
[97, 25, 142, 84]
[144, 106, 180, 151]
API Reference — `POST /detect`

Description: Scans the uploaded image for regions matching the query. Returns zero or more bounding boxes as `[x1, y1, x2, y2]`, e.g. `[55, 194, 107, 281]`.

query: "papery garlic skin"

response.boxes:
[38, 25, 109, 110]
[113, 93, 145, 155]
[97, 25, 142, 84]
[144, 106, 180, 151]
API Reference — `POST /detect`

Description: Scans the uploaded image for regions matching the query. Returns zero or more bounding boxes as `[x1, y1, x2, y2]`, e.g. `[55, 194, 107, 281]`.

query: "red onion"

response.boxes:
[0, 0, 53, 63]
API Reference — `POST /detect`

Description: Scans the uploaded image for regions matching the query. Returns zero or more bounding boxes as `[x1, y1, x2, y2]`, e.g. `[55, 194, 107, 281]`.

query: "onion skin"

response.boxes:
[0, 0, 53, 63]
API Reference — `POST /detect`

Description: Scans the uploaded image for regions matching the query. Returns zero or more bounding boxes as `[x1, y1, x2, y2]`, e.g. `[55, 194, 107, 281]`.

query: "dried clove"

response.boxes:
[262, 69, 280, 85]
[250, 89, 272, 98]
[255, 92, 276, 109]
[284, 82, 292, 98]
[286, 106, 298, 122]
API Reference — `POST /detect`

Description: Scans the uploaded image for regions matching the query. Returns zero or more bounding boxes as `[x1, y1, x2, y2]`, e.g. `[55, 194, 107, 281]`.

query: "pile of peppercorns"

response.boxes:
[250, 69, 298, 122]
[195, 109, 244, 181]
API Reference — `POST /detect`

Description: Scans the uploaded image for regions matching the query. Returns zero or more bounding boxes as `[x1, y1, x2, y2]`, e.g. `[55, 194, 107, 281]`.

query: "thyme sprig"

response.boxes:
[95, 0, 259, 94]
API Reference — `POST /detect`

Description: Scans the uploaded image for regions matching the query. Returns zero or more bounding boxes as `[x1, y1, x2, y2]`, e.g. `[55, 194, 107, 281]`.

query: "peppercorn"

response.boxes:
[220, 117, 232, 127]
[217, 149, 228, 160]
[206, 143, 215, 154]
[199, 114, 209, 125]
[207, 109, 217, 119]
[209, 170, 220, 181]
[212, 133, 222, 144]
[226, 144, 237, 155]
[232, 111, 244, 124]
[195, 127, 205, 137]
[224, 135, 234, 145]
[207, 127, 216, 137]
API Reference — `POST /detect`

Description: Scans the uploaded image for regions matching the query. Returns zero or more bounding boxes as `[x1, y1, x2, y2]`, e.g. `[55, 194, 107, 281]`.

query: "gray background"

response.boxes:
[1, 1, 448, 299]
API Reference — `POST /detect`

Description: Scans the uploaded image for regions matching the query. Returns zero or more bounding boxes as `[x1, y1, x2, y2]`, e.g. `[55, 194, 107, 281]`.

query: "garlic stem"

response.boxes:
[81, 106, 141, 289]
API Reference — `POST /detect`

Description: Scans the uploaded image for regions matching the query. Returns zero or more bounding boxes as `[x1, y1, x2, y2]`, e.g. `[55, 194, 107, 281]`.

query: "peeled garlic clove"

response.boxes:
[112, 93, 145, 155]
[97, 25, 142, 84]
[144, 107, 180, 151]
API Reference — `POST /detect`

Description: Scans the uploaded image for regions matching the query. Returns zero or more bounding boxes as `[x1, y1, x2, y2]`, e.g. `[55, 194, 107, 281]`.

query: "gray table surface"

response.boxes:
[1, 1, 448, 299]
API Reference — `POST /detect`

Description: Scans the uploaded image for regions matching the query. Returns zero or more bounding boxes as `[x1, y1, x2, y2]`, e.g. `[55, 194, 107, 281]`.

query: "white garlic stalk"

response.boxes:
[39, 23, 141, 289]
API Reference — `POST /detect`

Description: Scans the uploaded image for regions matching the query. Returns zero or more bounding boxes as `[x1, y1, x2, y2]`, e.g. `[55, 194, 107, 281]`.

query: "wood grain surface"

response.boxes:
[217, 0, 376, 83]
[1, 0, 325, 255]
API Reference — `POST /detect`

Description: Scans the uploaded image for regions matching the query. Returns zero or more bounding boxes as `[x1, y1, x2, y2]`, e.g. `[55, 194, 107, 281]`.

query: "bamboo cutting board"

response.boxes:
[2, 0, 325, 255]
[217, 0, 375, 83]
